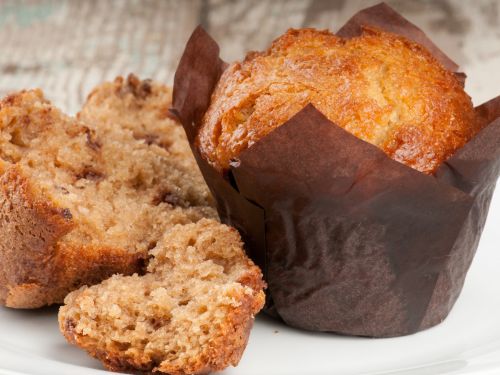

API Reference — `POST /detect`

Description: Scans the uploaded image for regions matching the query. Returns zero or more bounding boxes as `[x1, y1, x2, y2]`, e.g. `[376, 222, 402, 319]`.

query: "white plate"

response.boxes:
[1, 191, 500, 375]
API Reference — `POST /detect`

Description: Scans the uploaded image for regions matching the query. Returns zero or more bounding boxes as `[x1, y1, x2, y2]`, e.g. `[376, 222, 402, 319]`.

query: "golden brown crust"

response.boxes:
[0, 166, 73, 307]
[0, 166, 143, 308]
[198, 27, 480, 174]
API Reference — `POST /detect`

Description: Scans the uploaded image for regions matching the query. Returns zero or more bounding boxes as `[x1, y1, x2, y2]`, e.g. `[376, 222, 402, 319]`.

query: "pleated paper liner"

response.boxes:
[171, 3, 500, 337]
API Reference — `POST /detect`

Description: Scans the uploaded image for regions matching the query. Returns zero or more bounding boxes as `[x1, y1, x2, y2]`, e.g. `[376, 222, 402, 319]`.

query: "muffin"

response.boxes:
[59, 219, 265, 375]
[172, 3, 500, 337]
[0, 76, 215, 308]
[198, 28, 479, 174]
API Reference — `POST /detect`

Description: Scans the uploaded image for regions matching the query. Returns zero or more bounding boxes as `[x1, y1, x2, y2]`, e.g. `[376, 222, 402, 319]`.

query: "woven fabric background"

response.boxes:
[0, 0, 499, 113]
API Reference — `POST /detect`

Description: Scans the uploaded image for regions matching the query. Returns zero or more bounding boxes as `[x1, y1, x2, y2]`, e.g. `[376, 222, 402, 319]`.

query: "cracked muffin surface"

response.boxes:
[198, 27, 480, 174]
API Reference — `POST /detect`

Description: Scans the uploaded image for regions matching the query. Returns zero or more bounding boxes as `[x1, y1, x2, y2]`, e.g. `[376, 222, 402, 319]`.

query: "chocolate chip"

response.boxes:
[76, 167, 104, 181]
[83, 170, 104, 181]
[136, 255, 151, 275]
[65, 318, 76, 332]
[132, 132, 173, 151]
[133, 133, 159, 146]
[57, 186, 69, 194]
[123, 74, 153, 99]
[85, 128, 101, 151]
[149, 318, 166, 330]
[139, 79, 152, 96]
[61, 208, 73, 220]
[153, 191, 189, 208]
[146, 241, 157, 251]
[162, 193, 183, 207]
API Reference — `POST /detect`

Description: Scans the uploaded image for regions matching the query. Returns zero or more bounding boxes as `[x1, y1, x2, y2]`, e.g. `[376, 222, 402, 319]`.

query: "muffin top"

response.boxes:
[198, 27, 480, 174]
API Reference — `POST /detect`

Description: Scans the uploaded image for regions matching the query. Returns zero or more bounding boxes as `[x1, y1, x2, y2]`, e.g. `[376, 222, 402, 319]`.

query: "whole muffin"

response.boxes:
[198, 27, 480, 174]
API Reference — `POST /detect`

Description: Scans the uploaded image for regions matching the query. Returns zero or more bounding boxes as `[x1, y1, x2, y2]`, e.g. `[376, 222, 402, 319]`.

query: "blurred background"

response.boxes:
[0, 0, 499, 113]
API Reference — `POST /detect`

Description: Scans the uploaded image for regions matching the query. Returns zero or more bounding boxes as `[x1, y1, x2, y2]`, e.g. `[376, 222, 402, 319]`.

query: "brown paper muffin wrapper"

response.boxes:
[171, 3, 500, 337]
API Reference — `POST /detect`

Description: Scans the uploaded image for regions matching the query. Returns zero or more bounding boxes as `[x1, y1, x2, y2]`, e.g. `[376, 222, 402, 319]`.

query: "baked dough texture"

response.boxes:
[198, 27, 480, 174]
[0, 75, 215, 308]
[59, 219, 265, 375]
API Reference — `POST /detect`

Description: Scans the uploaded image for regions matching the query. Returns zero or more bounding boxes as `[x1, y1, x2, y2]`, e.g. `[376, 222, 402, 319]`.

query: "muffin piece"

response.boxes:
[59, 219, 265, 375]
[0, 77, 215, 308]
[198, 27, 480, 174]
[79, 74, 197, 171]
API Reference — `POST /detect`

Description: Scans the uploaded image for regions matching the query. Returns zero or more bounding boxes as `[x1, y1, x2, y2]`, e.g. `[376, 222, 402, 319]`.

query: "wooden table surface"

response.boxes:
[1, 0, 499, 114]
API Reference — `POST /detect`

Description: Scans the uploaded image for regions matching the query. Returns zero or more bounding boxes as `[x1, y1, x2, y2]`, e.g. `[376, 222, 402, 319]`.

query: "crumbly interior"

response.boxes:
[60, 219, 265, 374]
[78, 74, 197, 172]
[0, 78, 215, 256]
[199, 27, 480, 174]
